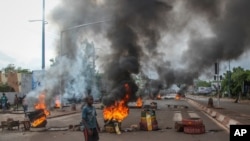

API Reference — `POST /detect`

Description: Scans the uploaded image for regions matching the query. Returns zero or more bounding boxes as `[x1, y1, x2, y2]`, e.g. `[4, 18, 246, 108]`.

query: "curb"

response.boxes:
[186, 98, 241, 129]
[47, 111, 80, 119]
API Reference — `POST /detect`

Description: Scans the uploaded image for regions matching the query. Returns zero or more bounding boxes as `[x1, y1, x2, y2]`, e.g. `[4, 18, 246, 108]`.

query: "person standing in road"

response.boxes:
[22, 95, 28, 116]
[1, 93, 8, 112]
[14, 94, 19, 111]
[81, 95, 100, 141]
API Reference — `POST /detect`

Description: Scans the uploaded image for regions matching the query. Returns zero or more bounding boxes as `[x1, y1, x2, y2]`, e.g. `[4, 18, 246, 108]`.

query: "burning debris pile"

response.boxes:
[136, 96, 143, 108]
[27, 109, 47, 128]
[102, 83, 135, 134]
[54, 95, 61, 109]
[27, 92, 50, 128]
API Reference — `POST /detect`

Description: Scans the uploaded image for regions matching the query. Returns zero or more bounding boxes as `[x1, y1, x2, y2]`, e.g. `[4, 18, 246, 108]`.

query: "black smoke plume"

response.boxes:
[155, 0, 250, 87]
[48, 0, 250, 105]
[102, 0, 172, 105]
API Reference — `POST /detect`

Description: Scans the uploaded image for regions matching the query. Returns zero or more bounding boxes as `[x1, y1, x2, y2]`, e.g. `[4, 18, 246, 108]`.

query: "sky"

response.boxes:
[0, 0, 249, 74]
[0, 0, 60, 71]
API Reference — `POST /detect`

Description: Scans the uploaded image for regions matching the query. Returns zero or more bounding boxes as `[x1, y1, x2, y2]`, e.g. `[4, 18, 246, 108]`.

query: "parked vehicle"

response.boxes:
[162, 93, 177, 99]
[197, 87, 212, 95]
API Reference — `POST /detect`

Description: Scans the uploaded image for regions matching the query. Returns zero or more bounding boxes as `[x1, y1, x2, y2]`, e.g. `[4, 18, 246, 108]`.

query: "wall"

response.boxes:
[0, 72, 32, 94]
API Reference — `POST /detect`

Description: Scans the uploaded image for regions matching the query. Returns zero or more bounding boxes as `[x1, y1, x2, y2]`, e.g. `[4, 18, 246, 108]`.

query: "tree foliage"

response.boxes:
[196, 80, 211, 87]
[1, 64, 31, 73]
[0, 83, 15, 92]
[221, 66, 250, 97]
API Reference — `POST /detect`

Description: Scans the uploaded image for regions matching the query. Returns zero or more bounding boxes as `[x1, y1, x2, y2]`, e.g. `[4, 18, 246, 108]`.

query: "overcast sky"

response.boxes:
[0, 0, 59, 70]
[0, 0, 249, 73]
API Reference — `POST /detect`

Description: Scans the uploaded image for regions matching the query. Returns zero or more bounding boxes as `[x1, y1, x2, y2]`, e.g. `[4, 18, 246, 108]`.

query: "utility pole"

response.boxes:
[42, 0, 45, 70]
[215, 61, 220, 107]
[228, 60, 231, 98]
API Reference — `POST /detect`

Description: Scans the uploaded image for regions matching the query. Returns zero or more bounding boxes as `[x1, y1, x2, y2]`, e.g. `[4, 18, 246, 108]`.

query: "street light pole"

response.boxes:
[42, 0, 45, 70]
[28, 0, 46, 70]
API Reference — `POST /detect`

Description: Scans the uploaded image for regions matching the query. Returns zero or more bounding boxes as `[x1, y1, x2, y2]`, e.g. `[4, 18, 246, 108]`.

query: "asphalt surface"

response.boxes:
[0, 99, 230, 141]
[186, 94, 250, 128]
[1, 95, 249, 130]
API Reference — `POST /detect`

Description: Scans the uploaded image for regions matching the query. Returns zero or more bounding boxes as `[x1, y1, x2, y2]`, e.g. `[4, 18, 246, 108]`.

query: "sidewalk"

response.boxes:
[186, 95, 250, 130]
[0, 104, 82, 123]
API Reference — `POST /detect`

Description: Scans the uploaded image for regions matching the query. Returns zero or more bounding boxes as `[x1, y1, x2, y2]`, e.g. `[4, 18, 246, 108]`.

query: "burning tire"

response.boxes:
[183, 124, 205, 134]
[104, 121, 122, 134]
[182, 118, 203, 126]
[27, 109, 48, 128]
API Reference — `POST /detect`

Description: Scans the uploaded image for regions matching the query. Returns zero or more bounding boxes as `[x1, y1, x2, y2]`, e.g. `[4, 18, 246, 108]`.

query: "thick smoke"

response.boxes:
[181, 0, 250, 78]
[102, 0, 172, 105]
[27, 0, 250, 106]
[26, 40, 99, 108]
[155, 0, 250, 88]
[26, 0, 109, 106]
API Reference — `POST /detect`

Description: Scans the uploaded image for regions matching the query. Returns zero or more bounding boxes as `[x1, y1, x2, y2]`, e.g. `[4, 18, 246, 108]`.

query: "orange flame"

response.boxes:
[136, 97, 143, 107]
[175, 94, 181, 100]
[156, 94, 161, 100]
[35, 92, 50, 116]
[31, 115, 46, 127]
[103, 83, 131, 122]
[54, 96, 61, 108]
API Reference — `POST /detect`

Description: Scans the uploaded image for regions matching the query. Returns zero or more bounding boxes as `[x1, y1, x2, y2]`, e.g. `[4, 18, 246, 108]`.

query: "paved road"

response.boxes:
[186, 95, 250, 125]
[0, 99, 229, 141]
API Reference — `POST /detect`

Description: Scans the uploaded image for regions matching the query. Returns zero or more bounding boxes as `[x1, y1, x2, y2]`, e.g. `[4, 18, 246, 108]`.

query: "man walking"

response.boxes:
[81, 95, 100, 141]
[1, 93, 8, 112]
[22, 95, 28, 117]
[14, 94, 19, 111]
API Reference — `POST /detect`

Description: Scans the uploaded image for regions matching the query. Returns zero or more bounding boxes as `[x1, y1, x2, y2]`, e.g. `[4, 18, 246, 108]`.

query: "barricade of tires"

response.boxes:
[175, 118, 205, 134]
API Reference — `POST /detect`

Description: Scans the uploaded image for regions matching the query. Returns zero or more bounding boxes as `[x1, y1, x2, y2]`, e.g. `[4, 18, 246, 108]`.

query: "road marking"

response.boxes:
[201, 110, 229, 134]
[188, 111, 200, 119]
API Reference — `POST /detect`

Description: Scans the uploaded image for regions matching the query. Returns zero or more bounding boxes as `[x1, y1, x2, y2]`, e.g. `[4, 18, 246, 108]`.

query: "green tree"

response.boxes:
[196, 80, 211, 87]
[3, 64, 15, 73]
[221, 67, 250, 97]
[1, 64, 31, 73]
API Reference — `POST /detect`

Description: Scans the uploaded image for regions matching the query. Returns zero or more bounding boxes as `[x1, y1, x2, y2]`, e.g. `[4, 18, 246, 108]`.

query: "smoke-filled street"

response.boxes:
[0, 99, 229, 141]
[20, 0, 250, 101]
[17, 0, 250, 128]
[1, 0, 250, 140]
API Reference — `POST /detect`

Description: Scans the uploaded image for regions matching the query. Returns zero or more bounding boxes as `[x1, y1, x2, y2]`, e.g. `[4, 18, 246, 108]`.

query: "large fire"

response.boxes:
[34, 92, 50, 116]
[31, 92, 50, 127]
[103, 83, 131, 122]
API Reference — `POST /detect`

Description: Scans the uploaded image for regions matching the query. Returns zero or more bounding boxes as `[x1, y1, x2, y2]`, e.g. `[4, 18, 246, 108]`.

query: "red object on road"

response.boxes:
[182, 118, 203, 126]
[183, 124, 205, 134]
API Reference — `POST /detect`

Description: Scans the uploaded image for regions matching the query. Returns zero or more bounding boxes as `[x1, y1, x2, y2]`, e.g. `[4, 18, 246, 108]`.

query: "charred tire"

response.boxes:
[182, 118, 203, 126]
[184, 124, 205, 134]
[174, 121, 184, 132]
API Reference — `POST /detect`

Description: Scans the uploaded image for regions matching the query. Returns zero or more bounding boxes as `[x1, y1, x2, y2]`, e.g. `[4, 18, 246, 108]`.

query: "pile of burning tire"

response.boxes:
[175, 118, 205, 134]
